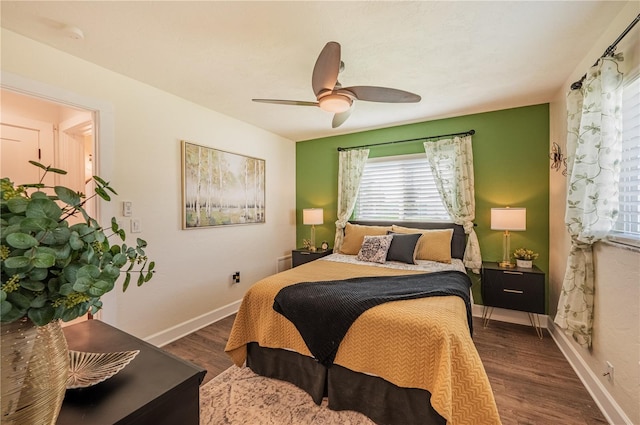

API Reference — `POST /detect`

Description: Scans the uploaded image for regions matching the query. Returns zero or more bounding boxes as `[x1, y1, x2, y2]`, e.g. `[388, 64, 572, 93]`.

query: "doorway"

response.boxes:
[1, 88, 96, 323]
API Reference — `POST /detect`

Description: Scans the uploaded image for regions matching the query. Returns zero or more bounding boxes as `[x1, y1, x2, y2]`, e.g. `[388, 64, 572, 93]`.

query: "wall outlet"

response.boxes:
[232, 272, 240, 284]
[131, 218, 141, 233]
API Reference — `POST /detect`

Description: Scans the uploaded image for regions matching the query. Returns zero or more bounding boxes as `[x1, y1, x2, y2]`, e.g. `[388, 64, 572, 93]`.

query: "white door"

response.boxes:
[0, 118, 55, 186]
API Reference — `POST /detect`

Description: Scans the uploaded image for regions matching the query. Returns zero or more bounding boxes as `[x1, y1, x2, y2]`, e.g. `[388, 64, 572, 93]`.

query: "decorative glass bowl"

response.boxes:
[67, 350, 140, 389]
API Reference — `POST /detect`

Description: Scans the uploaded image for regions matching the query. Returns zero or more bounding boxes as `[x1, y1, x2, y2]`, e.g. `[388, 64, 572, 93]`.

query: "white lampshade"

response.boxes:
[491, 208, 526, 231]
[303, 208, 323, 225]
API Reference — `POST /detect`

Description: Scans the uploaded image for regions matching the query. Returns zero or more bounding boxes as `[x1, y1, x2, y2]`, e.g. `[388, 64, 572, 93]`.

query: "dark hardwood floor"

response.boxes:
[162, 314, 608, 425]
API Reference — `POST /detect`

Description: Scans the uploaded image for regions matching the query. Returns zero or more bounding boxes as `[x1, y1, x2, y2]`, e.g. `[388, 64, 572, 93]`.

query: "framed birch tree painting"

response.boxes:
[181, 141, 265, 228]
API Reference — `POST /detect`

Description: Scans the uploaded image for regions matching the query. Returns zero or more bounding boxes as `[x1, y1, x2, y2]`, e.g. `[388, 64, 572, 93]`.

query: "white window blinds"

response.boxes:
[353, 154, 451, 221]
[611, 74, 640, 243]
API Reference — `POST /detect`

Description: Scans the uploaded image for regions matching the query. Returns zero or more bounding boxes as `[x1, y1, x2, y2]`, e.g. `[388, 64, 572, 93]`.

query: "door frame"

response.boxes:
[1, 71, 119, 325]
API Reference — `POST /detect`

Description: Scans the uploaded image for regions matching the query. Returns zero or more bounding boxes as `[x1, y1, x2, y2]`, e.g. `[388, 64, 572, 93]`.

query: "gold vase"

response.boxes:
[1, 318, 69, 425]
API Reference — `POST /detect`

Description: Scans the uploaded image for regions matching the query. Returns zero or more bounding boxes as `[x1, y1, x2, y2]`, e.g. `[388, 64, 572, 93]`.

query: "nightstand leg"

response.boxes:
[528, 313, 543, 339]
[482, 306, 494, 328]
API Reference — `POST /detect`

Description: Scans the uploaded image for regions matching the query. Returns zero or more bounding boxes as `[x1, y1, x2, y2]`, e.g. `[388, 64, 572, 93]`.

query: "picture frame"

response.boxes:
[181, 140, 265, 229]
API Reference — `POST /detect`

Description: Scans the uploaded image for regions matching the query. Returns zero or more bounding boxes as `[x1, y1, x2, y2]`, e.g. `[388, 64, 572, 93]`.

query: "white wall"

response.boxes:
[548, 3, 640, 423]
[1, 29, 297, 341]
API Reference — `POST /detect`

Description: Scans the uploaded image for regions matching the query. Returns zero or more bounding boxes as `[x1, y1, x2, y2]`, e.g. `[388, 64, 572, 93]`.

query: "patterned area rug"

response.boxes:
[199, 366, 375, 424]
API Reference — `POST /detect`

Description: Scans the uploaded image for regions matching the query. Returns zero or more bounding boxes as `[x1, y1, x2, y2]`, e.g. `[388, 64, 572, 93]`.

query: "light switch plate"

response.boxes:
[131, 218, 141, 233]
[122, 201, 132, 217]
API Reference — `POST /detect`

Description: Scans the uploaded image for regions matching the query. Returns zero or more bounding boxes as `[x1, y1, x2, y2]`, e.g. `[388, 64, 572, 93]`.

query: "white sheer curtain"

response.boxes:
[554, 56, 623, 347]
[423, 135, 482, 273]
[334, 149, 370, 251]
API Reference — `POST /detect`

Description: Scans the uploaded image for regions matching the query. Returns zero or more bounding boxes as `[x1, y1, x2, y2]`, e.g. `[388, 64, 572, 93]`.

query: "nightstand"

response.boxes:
[481, 261, 545, 338]
[292, 248, 333, 267]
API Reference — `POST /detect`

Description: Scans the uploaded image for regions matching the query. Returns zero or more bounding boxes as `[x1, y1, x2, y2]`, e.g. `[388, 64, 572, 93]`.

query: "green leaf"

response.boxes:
[32, 251, 56, 268]
[28, 160, 48, 170]
[20, 280, 45, 291]
[30, 293, 47, 308]
[27, 267, 48, 281]
[7, 291, 31, 309]
[136, 238, 148, 248]
[93, 175, 108, 186]
[20, 217, 58, 233]
[0, 300, 12, 315]
[95, 187, 111, 201]
[87, 280, 111, 297]
[122, 273, 132, 292]
[4, 256, 30, 268]
[69, 231, 84, 250]
[54, 186, 81, 206]
[73, 277, 91, 293]
[47, 167, 67, 175]
[101, 264, 121, 279]
[76, 264, 101, 279]
[7, 197, 28, 214]
[28, 306, 55, 326]
[6, 232, 38, 249]
[52, 243, 71, 260]
[25, 198, 62, 220]
[1, 303, 25, 322]
[59, 283, 74, 296]
[112, 253, 128, 268]
[137, 273, 145, 287]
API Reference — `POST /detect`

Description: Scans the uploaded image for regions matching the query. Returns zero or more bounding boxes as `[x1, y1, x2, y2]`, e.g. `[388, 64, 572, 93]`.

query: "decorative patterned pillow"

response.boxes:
[356, 235, 393, 264]
[386, 232, 422, 264]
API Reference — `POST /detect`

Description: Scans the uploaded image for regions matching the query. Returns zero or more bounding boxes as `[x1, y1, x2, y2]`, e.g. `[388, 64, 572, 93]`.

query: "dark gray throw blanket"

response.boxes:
[273, 270, 472, 367]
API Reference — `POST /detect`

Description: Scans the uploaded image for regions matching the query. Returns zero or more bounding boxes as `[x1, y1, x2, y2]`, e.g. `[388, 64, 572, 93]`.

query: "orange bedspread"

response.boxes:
[225, 259, 501, 425]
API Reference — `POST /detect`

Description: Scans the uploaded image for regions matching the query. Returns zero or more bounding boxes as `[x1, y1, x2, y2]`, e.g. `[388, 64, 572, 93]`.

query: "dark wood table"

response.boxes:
[58, 320, 206, 425]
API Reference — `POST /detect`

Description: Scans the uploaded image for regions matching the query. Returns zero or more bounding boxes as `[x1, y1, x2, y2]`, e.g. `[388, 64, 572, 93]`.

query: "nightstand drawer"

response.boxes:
[482, 264, 545, 314]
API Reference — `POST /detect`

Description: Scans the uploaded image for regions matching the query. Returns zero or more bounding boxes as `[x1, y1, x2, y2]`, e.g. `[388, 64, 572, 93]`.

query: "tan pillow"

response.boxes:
[339, 223, 392, 255]
[390, 225, 453, 263]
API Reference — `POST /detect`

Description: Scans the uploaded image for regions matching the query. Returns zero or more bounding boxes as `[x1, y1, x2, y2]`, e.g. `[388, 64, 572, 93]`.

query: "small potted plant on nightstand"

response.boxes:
[513, 248, 538, 268]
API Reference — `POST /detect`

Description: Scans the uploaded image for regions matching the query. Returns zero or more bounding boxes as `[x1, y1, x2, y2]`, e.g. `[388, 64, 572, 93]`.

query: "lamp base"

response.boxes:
[498, 261, 515, 268]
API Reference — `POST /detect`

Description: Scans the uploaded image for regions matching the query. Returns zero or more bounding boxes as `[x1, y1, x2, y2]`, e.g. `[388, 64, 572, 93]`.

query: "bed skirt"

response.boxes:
[246, 343, 446, 425]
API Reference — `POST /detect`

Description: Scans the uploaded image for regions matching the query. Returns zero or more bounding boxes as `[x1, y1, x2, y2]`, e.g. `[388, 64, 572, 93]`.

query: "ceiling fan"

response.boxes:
[252, 41, 421, 128]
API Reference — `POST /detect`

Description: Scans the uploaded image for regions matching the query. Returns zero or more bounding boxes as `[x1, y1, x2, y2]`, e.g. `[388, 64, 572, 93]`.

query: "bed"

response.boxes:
[225, 221, 501, 425]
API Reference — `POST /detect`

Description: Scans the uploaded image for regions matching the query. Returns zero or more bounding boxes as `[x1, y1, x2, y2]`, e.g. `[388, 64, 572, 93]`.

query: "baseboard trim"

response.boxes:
[471, 304, 549, 328]
[145, 299, 241, 347]
[472, 304, 630, 425]
[547, 320, 632, 425]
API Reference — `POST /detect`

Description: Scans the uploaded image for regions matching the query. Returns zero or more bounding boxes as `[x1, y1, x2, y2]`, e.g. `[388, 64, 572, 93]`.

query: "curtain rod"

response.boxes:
[336, 129, 475, 152]
[571, 13, 640, 90]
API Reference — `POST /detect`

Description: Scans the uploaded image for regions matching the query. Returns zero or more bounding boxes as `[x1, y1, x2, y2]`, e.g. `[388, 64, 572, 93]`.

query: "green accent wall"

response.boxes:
[296, 104, 550, 310]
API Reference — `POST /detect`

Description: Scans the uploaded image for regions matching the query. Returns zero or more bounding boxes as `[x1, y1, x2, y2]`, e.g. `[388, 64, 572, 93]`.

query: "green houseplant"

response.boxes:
[1, 161, 155, 423]
[1, 161, 155, 325]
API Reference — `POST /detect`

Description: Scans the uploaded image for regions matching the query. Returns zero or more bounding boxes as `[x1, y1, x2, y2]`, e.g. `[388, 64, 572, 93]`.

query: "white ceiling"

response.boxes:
[0, 1, 629, 141]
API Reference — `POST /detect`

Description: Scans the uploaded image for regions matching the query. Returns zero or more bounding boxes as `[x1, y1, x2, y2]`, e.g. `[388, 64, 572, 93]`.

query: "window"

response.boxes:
[610, 74, 640, 246]
[354, 154, 451, 221]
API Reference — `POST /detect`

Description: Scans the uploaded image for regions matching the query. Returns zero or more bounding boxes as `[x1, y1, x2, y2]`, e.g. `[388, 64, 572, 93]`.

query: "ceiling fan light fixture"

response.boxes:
[318, 94, 352, 113]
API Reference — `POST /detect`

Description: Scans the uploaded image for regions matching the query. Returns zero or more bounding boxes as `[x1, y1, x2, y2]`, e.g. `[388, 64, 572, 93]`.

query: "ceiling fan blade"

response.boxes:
[252, 99, 319, 107]
[312, 42, 341, 97]
[341, 86, 421, 103]
[332, 107, 353, 128]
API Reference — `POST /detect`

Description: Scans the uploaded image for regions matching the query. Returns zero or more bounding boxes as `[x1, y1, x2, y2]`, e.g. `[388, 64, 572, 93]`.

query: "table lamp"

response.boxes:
[303, 208, 323, 252]
[491, 207, 526, 268]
